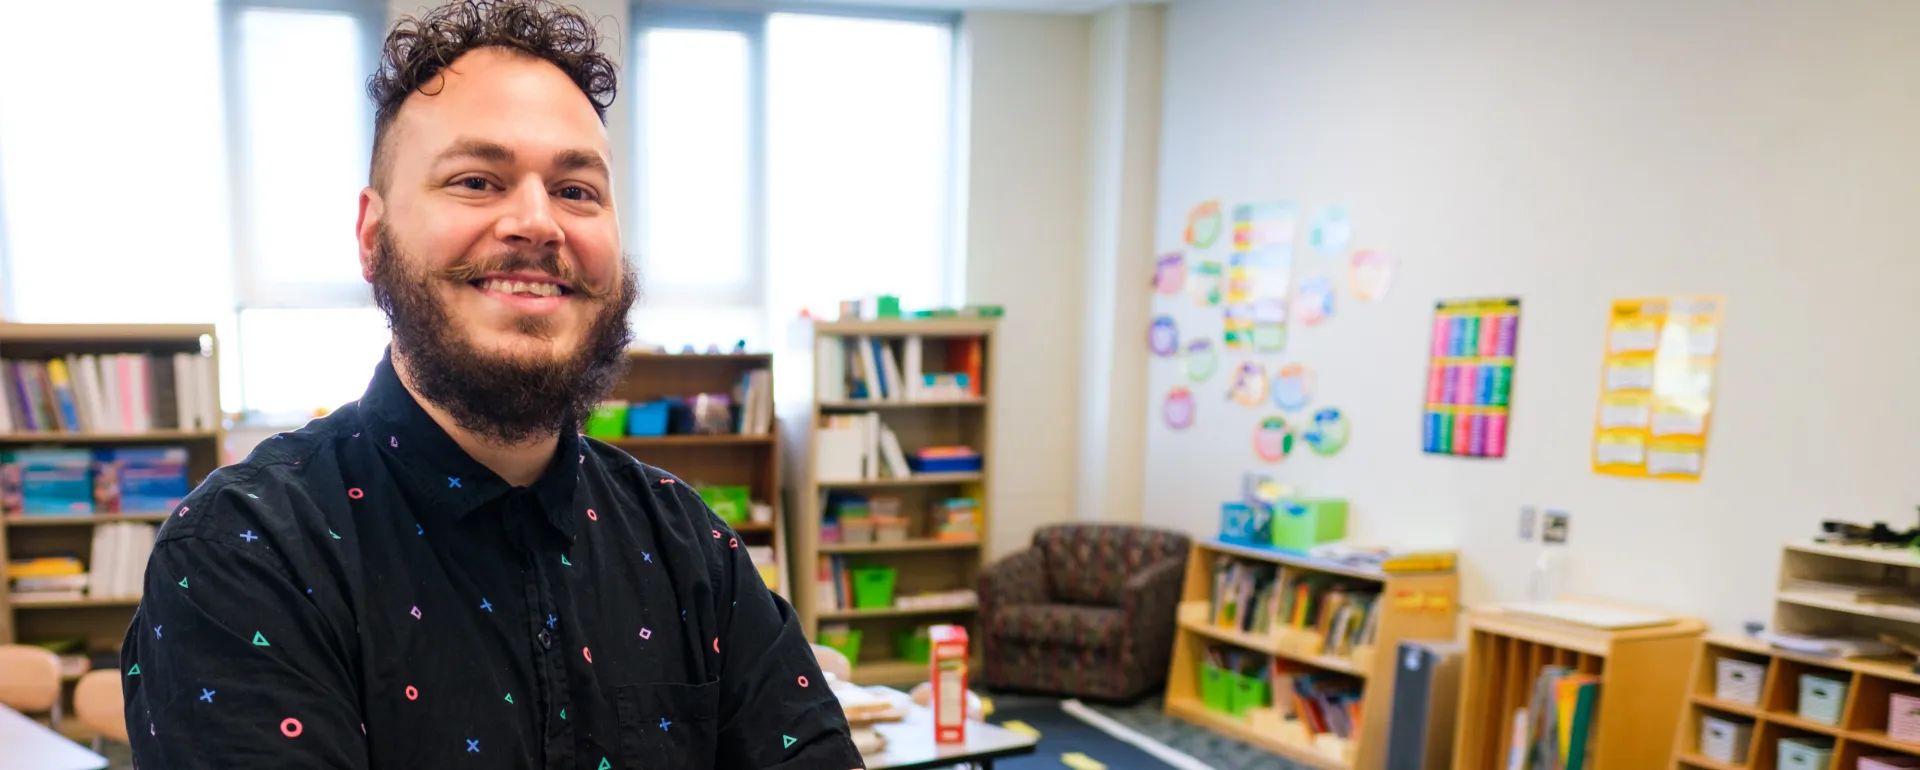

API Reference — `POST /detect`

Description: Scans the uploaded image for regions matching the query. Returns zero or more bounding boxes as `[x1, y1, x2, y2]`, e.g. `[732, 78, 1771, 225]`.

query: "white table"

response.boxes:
[0, 705, 108, 770]
[860, 688, 1039, 770]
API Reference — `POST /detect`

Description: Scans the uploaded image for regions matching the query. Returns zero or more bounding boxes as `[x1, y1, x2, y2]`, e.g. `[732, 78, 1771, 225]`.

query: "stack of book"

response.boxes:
[931, 497, 979, 542]
[814, 412, 913, 481]
[1273, 664, 1365, 741]
[0, 352, 219, 434]
[1507, 666, 1600, 770]
[0, 447, 189, 516]
[815, 335, 983, 402]
[1208, 556, 1382, 656]
[7, 555, 87, 603]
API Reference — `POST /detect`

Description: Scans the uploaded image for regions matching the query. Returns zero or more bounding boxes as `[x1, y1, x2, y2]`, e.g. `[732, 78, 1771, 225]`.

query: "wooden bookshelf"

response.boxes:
[604, 351, 787, 600]
[1163, 539, 1459, 770]
[1671, 540, 1920, 769]
[798, 318, 996, 686]
[0, 322, 224, 737]
[1453, 603, 1705, 770]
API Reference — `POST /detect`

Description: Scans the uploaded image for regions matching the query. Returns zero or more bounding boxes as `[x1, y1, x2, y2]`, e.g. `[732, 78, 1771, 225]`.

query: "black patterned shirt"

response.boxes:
[121, 353, 861, 769]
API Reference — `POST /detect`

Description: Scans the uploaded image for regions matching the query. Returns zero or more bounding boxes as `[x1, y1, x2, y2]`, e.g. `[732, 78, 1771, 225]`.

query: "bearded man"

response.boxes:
[121, 2, 860, 767]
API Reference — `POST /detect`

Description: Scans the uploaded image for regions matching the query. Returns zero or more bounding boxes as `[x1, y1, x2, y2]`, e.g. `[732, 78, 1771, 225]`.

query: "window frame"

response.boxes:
[630, 2, 965, 317]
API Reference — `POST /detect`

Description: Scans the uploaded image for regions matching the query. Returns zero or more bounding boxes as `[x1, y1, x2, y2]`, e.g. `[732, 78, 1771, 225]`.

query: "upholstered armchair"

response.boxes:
[976, 523, 1190, 701]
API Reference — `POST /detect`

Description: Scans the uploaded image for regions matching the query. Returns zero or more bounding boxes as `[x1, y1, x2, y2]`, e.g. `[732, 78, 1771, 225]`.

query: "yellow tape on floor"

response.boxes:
[1060, 752, 1107, 770]
[1000, 720, 1041, 739]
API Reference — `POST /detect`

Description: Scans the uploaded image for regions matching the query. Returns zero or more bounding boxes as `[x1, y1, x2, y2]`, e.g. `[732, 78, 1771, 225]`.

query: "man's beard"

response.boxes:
[369, 228, 638, 446]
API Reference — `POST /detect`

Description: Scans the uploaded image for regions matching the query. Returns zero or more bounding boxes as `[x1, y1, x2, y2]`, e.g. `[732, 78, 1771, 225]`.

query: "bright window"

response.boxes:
[0, 0, 233, 324]
[632, 7, 959, 356]
[234, 7, 371, 303]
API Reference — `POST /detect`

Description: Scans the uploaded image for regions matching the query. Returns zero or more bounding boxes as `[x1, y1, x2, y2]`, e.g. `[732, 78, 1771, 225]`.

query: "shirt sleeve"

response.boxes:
[123, 532, 367, 769]
[708, 514, 865, 769]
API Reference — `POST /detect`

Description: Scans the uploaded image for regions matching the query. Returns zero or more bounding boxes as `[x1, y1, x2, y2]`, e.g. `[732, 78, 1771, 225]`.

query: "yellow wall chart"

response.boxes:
[1592, 296, 1725, 481]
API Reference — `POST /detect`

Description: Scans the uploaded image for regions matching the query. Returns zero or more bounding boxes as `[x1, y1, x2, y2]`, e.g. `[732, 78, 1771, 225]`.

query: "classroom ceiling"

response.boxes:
[816, 0, 1162, 12]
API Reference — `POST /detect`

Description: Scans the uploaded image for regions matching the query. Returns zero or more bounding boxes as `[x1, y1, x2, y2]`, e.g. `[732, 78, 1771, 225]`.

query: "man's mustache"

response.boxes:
[436, 252, 613, 301]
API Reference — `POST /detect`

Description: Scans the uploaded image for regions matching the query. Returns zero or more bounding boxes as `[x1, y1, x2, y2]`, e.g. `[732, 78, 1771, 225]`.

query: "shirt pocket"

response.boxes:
[614, 679, 720, 768]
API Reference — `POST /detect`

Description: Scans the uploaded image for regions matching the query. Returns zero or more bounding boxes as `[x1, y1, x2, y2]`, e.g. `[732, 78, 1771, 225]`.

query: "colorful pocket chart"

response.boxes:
[1422, 298, 1520, 458]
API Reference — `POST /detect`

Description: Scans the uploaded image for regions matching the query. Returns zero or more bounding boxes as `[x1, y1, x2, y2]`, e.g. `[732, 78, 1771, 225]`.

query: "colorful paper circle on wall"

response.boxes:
[1295, 276, 1336, 326]
[1153, 252, 1185, 296]
[1310, 206, 1352, 257]
[1228, 361, 1268, 407]
[1350, 250, 1395, 301]
[1272, 363, 1315, 412]
[1253, 416, 1295, 463]
[1163, 387, 1196, 430]
[1185, 200, 1222, 248]
[1189, 261, 1223, 307]
[1149, 316, 1179, 357]
[1184, 338, 1218, 382]
[1304, 407, 1350, 456]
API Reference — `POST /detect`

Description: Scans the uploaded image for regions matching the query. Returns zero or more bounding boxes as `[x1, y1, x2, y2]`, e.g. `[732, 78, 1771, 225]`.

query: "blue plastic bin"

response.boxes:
[906, 454, 983, 473]
[626, 401, 670, 436]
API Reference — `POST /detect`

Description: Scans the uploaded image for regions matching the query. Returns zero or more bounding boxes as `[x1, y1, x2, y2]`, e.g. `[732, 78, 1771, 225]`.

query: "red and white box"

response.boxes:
[929, 624, 969, 744]
[1890, 691, 1920, 744]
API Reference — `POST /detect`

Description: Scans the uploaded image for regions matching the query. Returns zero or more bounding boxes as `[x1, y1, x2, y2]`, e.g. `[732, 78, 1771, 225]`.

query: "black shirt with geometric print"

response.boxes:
[121, 351, 862, 769]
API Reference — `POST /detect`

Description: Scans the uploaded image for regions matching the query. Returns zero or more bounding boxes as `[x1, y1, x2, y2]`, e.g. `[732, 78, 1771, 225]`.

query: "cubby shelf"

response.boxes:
[1670, 540, 1920, 769]
[1163, 539, 1458, 770]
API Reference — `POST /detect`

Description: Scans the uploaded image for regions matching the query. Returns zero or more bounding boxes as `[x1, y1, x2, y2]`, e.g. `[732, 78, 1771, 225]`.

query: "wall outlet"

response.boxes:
[1519, 505, 1537, 541]
[1543, 510, 1570, 544]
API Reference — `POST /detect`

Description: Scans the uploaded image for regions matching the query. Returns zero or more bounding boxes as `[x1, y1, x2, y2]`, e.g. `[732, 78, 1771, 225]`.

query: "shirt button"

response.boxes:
[538, 629, 553, 649]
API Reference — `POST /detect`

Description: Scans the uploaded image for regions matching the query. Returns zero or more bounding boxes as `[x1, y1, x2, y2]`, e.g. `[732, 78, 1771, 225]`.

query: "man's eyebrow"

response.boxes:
[553, 148, 610, 177]
[432, 138, 515, 166]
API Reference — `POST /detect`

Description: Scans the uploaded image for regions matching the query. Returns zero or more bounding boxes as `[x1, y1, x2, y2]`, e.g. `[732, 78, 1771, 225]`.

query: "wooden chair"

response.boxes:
[810, 643, 852, 681]
[0, 644, 63, 729]
[73, 669, 126, 751]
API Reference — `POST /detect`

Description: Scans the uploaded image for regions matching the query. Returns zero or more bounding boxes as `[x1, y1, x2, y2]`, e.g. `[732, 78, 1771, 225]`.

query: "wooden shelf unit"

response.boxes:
[1454, 604, 1706, 770]
[0, 323, 225, 738]
[1163, 539, 1460, 770]
[1672, 540, 1920, 769]
[605, 351, 787, 599]
[797, 318, 996, 687]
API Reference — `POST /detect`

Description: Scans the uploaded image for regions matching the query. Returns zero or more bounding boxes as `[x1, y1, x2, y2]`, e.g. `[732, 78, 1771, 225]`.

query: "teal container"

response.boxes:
[1273, 499, 1348, 551]
[1200, 663, 1233, 713]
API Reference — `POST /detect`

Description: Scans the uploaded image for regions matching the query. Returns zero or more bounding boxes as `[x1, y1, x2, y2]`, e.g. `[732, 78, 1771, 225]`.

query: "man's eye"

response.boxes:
[558, 186, 595, 202]
[455, 177, 489, 191]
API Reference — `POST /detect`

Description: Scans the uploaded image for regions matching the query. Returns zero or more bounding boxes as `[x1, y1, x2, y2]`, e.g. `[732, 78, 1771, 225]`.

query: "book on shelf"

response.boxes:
[6, 521, 152, 602]
[735, 367, 774, 435]
[0, 352, 217, 435]
[1208, 554, 1381, 656]
[0, 446, 189, 517]
[815, 334, 983, 403]
[744, 545, 780, 592]
[1505, 666, 1598, 770]
[815, 413, 919, 481]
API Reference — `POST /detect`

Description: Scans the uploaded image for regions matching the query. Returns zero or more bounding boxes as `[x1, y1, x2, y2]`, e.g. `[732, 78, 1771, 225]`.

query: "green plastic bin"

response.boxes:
[697, 485, 752, 525]
[819, 628, 863, 668]
[851, 566, 898, 609]
[585, 401, 629, 439]
[1229, 673, 1270, 716]
[1200, 663, 1233, 713]
[893, 627, 932, 664]
[1273, 498, 1348, 551]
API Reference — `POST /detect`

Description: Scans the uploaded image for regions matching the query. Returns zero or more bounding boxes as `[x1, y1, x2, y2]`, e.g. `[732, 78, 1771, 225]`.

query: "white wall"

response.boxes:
[1144, 0, 1920, 632]
[1073, 3, 1161, 524]
[960, 11, 1092, 556]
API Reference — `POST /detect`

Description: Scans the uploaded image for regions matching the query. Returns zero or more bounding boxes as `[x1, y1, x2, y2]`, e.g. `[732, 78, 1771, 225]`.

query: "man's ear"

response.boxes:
[356, 186, 384, 281]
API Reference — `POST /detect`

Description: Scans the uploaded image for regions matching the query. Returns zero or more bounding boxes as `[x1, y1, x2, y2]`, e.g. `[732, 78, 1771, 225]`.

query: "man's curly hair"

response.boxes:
[366, 0, 618, 189]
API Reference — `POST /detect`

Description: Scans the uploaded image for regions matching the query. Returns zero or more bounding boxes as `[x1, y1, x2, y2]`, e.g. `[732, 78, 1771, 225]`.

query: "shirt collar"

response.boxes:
[358, 348, 583, 539]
